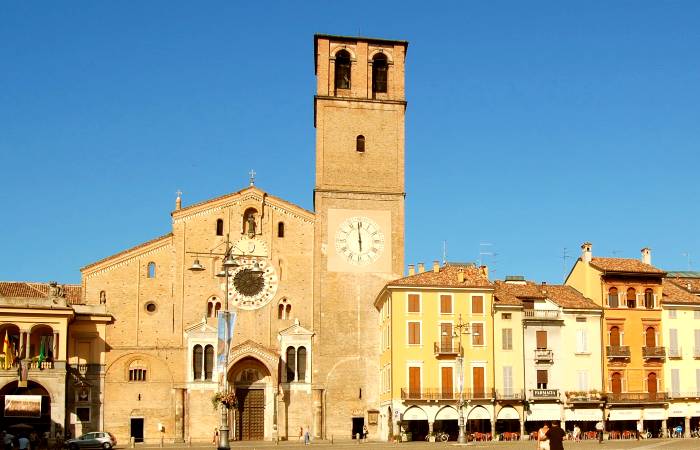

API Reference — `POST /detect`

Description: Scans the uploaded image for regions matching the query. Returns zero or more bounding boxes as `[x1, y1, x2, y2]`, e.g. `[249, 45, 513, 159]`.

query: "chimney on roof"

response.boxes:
[641, 247, 651, 265]
[418, 262, 425, 273]
[581, 242, 592, 263]
[408, 264, 415, 276]
[433, 261, 440, 273]
[175, 191, 182, 211]
[479, 265, 489, 279]
[458, 269, 465, 283]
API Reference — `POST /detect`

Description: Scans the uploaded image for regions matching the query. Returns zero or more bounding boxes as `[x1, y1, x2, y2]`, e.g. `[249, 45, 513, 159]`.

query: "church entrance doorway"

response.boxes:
[235, 389, 264, 440]
[130, 418, 144, 443]
[352, 417, 364, 439]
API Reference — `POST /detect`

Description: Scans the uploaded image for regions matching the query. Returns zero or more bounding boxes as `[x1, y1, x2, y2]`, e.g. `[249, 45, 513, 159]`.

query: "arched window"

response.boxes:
[278, 222, 285, 238]
[147, 262, 156, 279]
[278, 298, 290, 320]
[645, 327, 656, 347]
[297, 347, 307, 382]
[608, 287, 619, 308]
[356, 135, 365, 153]
[626, 288, 636, 308]
[647, 372, 657, 397]
[611, 372, 622, 394]
[207, 303, 213, 318]
[128, 360, 147, 382]
[278, 303, 284, 320]
[286, 346, 296, 382]
[99, 290, 107, 304]
[243, 208, 258, 236]
[372, 53, 388, 94]
[335, 50, 351, 90]
[216, 219, 224, 236]
[609, 326, 621, 347]
[644, 288, 654, 309]
[207, 297, 220, 318]
[193, 345, 203, 380]
[285, 303, 291, 318]
[204, 345, 214, 380]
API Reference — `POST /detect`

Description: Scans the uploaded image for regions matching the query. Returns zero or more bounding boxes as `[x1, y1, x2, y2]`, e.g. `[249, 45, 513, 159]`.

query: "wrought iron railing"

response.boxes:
[433, 342, 462, 356]
[606, 346, 631, 358]
[401, 388, 495, 401]
[495, 389, 524, 400]
[642, 346, 666, 359]
[606, 392, 669, 403]
[534, 349, 553, 362]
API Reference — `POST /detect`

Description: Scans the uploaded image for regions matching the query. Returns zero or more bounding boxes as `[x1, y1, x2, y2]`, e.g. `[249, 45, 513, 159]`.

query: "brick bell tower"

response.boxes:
[312, 34, 407, 438]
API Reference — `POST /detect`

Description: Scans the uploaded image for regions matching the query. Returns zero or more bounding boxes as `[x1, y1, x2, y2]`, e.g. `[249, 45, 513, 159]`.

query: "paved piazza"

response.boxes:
[134, 439, 700, 449]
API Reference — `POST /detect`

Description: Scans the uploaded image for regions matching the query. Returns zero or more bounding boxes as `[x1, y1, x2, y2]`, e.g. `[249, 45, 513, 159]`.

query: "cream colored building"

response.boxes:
[1, 33, 408, 444]
[374, 263, 494, 442]
[661, 278, 700, 435]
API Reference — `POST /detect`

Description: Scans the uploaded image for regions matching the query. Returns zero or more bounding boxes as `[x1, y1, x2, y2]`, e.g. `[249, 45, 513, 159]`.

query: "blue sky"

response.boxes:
[1, 1, 699, 284]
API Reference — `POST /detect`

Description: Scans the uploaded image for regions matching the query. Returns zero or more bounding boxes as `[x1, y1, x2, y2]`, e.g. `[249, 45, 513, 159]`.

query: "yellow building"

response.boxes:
[661, 278, 700, 436]
[566, 243, 668, 435]
[0, 282, 111, 438]
[374, 262, 493, 442]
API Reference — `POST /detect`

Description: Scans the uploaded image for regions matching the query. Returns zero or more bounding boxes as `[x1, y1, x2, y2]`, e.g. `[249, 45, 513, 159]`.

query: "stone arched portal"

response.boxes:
[0, 380, 54, 434]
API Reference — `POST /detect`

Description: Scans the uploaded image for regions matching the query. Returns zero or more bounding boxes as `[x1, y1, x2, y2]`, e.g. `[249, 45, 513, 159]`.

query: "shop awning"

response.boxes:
[608, 409, 641, 421]
[467, 406, 491, 420]
[564, 408, 603, 422]
[435, 406, 459, 421]
[668, 405, 687, 418]
[644, 408, 665, 421]
[402, 406, 428, 421]
[497, 406, 520, 421]
[526, 403, 561, 422]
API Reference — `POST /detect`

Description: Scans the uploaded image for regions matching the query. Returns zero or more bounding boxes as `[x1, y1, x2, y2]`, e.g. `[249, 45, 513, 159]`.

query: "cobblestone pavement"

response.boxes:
[133, 438, 700, 449]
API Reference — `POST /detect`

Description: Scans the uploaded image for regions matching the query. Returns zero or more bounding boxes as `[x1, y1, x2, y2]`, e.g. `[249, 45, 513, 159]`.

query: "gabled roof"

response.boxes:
[663, 279, 700, 305]
[0, 281, 82, 304]
[589, 257, 665, 275]
[81, 233, 173, 272]
[387, 263, 492, 289]
[494, 281, 599, 310]
[665, 273, 700, 294]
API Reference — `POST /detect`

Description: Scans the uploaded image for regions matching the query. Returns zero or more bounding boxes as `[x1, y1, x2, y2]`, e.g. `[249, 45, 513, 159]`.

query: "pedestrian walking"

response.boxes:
[211, 428, 218, 446]
[636, 420, 642, 440]
[538, 423, 550, 450]
[362, 425, 368, 442]
[572, 424, 581, 442]
[546, 422, 566, 450]
[595, 420, 604, 443]
[304, 426, 310, 445]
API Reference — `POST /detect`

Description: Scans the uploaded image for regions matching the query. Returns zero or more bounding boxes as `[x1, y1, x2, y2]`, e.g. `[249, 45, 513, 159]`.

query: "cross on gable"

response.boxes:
[249, 169, 256, 186]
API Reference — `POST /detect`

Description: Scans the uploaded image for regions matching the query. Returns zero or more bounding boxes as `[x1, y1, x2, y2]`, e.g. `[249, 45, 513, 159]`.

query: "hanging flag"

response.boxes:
[38, 337, 46, 367]
[18, 360, 29, 388]
[216, 311, 237, 376]
[2, 331, 9, 370]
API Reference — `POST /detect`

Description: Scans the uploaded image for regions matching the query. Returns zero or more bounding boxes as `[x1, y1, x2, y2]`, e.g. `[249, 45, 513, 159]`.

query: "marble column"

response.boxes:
[662, 419, 667, 438]
[685, 416, 691, 438]
[520, 419, 525, 440]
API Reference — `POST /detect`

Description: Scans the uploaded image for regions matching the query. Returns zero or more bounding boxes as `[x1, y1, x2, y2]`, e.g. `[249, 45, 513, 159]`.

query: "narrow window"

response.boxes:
[408, 322, 421, 345]
[536, 330, 548, 349]
[285, 304, 291, 318]
[277, 222, 285, 238]
[128, 360, 147, 382]
[204, 345, 214, 380]
[472, 296, 484, 314]
[297, 347, 307, 382]
[147, 262, 156, 279]
[536, 369, 548, 389]
[626, 288, 636, 308]
[286, 346, 296, 382]
[207, 302, 213, 318]
[407, 294, 420, 313]
[408, 367, 421, 398]
[356, 135, 365, 153]
[645, 327, 656, 347]
[278, 304, 284, 320]
[611, 372, 622, 393]
[440, 323, 453, 351]
[502, 328, 513, 350]
[608, 287, 619, 308]
[193, 345, 203, 380]
[216, 219, 224, 236]
[334, 50, 351, 90]
[372, 53, 388, 94]
[647, 372, 657, 396]
[440, 295, 452, 314]
[609, 326, 621, 347]
[644, 288, 654, 309]
[471, 323, 484, 346]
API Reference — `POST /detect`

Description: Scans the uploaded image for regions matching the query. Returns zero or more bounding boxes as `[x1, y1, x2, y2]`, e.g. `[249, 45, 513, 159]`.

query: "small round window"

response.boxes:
[145, 302, 157, 313]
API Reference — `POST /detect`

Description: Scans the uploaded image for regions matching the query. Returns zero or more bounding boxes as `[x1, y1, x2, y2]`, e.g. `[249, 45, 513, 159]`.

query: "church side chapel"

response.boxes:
[74, 34, 408, 443]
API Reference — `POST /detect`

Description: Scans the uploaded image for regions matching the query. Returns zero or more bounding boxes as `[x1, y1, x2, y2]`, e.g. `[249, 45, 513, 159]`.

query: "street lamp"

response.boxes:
[450, 314, 477, 444]
[188, 234, 249, 450]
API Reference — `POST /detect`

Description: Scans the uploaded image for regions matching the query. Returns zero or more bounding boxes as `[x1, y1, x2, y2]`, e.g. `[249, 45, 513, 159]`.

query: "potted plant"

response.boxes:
[211, 391, 238, 410]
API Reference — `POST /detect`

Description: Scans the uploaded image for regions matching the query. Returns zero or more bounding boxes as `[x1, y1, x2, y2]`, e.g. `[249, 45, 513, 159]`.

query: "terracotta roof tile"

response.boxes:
[663, 279, 700, 305]
[665, 276, 700, 294]
[388, 263, 492, 289]
[0, 282, 82, 304]
[494, 281, 599, 310]
[589, 257, 665, 274]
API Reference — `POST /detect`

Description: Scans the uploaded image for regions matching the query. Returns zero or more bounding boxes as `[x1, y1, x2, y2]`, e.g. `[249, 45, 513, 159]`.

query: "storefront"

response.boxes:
[564, 407, 603, 433]
[400, 406, 428, 441]
[525, 403, 562, 434]
[607, 408, 641, 436]
[466, 405, 492, 435]
[495, 406, 521, 437]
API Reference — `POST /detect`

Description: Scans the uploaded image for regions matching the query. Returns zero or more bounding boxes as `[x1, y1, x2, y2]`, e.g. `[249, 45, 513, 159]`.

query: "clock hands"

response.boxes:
[357, 221, 363, 252]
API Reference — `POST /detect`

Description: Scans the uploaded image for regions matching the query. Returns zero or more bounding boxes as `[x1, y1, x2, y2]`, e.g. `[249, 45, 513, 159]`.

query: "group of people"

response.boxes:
[536, 421, 567, 450]
[1, 431, 47, 450]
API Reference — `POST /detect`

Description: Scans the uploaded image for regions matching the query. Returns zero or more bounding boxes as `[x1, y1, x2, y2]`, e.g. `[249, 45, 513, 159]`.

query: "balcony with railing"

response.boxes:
[606, 392, 669, 403]
[606, 346, 631, 359]
[669, 391, 700, 399]
[642, 346, 666, 360]
[524, 310, 561, 320]
[534, 348, 554, 363]
[433, 342, 462, 357]
[0, 359, 65, 375]
[401, 388, 495, 401]
[529, 389, 560, 400]
[566, 391, 603, 404]
[496, 389, 524, 401]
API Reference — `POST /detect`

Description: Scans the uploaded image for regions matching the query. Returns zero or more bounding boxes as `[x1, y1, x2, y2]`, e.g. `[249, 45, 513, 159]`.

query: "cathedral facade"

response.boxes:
[78, 34, 407, 443]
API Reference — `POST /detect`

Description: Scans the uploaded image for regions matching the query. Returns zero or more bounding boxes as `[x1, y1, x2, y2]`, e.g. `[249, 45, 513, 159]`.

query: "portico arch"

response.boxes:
[0, 380, 54, 434]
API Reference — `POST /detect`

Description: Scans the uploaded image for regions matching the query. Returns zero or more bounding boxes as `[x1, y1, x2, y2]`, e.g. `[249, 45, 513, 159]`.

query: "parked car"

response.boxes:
[65, 432, 116, 450]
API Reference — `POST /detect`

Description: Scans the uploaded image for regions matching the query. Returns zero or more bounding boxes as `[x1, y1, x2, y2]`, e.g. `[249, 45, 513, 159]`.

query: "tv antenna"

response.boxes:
[682, 252, 693, 271]
[561, 248, 571, 278]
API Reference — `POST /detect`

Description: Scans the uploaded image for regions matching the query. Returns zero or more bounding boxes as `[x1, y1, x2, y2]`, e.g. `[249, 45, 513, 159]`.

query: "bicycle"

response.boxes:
[425, 431, 449, 442]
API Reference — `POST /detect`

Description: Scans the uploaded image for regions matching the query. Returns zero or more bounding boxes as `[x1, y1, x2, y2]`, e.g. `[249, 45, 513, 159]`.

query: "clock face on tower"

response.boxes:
[226, 257, 278, 310]
[334, 216, 385, 266]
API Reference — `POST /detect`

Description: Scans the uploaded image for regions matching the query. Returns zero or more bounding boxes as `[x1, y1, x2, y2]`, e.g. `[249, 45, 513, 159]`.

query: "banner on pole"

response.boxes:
[217, 311, 237, 375]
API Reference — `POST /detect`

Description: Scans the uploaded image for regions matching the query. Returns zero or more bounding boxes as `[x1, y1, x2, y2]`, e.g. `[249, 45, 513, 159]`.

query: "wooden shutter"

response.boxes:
[473, 367, 485, 397]
[409, 367, 421, 397]
[408, 322, 420, 345]
[671, 369, 680, 395]
[502, 328, 512, 350]
[441, 323, 453, 350]
[503, 366, 513, 395]
[408, 294, 420, 313]
[472, 323, 484, 345]
[669, 329, 678, 354]
[440, 295, 452, 314]
[645, 327, 656, 347]
[648, 373, 657, 394]
[441, 367, 453, 398]
[536, 330, 547, 349]
[472, 296, 484, 314]
[537, 369, 548, 385]
[610, 327, 620, 346]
